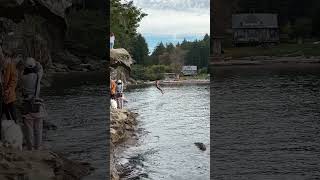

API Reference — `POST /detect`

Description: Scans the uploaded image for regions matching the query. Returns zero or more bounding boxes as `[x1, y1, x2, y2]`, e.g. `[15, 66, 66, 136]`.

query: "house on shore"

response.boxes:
[182, 66, 197, 76]
[232, 13, 280, 45]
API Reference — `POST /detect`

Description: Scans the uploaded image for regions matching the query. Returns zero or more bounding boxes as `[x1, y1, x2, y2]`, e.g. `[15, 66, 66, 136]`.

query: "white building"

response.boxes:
[182, 66, 197, 76]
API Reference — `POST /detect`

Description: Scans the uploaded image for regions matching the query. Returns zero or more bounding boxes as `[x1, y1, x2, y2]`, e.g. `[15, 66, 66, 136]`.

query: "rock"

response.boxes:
[110, 108, 138, 180]
[0, 145, 92, 180]
[110, 48, 133, 69]
[0, 0, 72, 21]
[0, 0, 73, 71]
[194, 142, 206, 151]
[52, 51, 81, 67]
[110, 48, 134, 86]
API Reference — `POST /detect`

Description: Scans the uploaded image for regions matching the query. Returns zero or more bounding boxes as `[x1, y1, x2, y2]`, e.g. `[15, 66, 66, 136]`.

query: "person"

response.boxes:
[116, 79, 124, 109]
[0, 47, 18, 123]
[156, 80, 164, 94]
[110, 32, 115, 49]
[21, 57, 45, 150]
[110, 78, 116, 99]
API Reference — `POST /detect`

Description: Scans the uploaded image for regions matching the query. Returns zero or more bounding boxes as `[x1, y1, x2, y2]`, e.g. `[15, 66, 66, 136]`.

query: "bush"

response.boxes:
[131, 65, 169, 81]
[198, 67, 208, 74]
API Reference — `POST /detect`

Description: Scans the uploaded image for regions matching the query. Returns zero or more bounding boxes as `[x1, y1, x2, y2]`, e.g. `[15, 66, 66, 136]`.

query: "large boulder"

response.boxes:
[110, 48, 133, 70]
[110, 48, 135, 85]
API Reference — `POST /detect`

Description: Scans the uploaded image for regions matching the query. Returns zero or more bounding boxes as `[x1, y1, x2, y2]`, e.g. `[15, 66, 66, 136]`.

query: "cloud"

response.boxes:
[132, 0, 210, 13]
[137, 9, 210, 35]
[130, 0, 210, 36]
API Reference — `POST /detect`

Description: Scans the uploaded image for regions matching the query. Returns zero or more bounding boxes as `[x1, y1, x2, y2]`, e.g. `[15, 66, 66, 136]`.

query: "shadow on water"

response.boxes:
[41, 71, 108, 180]
[211, 64, 320, 179]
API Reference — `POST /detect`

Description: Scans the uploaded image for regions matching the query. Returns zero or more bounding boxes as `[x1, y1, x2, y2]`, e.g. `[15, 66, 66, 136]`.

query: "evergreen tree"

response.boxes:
[166, 43, 175, 53]
[111, 0, 147, 50]
[131, 34, 149, 65]
[152, 42, 166, 56]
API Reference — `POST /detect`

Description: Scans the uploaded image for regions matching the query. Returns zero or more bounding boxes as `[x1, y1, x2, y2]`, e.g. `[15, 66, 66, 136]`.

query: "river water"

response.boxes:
[118, 84, 210, 180]
[42, 72, 108, 180]
[211, 64, 320, 179]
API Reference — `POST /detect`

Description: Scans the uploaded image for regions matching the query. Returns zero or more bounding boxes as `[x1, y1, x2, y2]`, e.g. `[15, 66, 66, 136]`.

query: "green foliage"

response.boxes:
[147, 34, 210, 69]
[131, 34, 149, 64]
[185, 34, 210, 68]
[66, 9, 107, 57]
[111, 0, 147, 50]
[131, 64, 173, 81]
[198, 67, 208, 74]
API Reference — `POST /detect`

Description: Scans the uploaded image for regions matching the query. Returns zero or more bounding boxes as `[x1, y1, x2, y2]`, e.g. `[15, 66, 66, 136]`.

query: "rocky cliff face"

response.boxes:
[110, 48, 136, 86]
[0, 0, 102, 72]
[110, 109, 138, 180]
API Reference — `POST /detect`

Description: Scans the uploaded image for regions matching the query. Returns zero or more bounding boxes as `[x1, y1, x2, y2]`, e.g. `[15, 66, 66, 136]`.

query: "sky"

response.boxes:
[129, 0, 210, 53]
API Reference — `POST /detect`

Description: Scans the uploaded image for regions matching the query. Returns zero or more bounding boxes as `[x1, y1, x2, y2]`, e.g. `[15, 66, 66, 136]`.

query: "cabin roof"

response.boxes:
[232, 13, 278, 29]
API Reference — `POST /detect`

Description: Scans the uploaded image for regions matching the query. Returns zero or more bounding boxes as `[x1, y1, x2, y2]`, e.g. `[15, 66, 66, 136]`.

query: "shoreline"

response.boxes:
[211, 56, 320, 67]
[110, 109, 139, 180]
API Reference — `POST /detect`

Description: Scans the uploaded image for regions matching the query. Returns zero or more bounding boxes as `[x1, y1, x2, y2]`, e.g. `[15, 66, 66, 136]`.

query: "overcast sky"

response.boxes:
[130, 0, 210, 36]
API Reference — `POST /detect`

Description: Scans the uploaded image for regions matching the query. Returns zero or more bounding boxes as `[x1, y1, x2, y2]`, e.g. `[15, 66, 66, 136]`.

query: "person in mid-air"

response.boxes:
[156, 80, 164, 94]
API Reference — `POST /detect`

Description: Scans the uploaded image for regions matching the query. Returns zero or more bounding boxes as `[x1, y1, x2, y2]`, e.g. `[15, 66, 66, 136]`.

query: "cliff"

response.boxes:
[110, 48, 138, 180]
[110, 48, 136, 86]
[0, 0, 103, 73]
[110, 109, 138, 180]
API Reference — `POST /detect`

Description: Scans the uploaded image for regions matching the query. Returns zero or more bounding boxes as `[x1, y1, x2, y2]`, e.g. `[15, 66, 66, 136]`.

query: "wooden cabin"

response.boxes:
[232, 13, 280, 45]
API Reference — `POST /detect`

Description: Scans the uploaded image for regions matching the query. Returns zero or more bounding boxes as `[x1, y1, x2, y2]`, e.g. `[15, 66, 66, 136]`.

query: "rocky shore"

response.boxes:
[0, 144, 92, 180]
[110, 109, 138, 180]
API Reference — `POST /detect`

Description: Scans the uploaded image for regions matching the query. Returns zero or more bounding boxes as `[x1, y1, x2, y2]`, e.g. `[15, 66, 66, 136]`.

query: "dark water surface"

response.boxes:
[42, 72, 107, 180]
[211, 64, 320, 180]
[119, 85, 210, 180]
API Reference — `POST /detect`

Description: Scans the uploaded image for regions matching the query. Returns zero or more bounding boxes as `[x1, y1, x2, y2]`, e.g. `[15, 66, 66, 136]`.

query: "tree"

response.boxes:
[110, 0, 147, 50]
[166, 43, 175, 53]
[152, 42, 166, 57]
[131, 34, 149, 64]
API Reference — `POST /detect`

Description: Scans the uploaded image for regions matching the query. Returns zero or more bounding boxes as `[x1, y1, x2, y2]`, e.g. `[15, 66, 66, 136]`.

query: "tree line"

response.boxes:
[111, 0, 210, 75]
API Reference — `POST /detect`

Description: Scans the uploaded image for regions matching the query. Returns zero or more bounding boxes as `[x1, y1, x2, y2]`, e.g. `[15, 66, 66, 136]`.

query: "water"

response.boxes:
[211, 64, 320, 179]
[42, 72, 108, 180]
[118, 84, 210, 180]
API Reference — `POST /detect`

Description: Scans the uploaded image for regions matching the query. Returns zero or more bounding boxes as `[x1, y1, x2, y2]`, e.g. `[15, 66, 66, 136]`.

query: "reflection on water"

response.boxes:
[212, 65, 320, 179]
[42, 72, 107, 180]
[119, 85, 210, 180]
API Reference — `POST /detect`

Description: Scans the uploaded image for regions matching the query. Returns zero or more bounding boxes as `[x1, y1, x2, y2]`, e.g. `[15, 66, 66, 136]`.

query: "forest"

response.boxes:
[111, 0, 210, 80]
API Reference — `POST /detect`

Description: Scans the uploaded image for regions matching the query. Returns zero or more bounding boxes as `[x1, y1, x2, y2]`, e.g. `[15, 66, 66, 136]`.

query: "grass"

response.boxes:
[224, 43, 320, 58]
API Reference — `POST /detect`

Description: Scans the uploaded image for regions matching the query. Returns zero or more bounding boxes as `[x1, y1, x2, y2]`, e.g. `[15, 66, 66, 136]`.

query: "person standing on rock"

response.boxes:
[110, 32, 115, 49]
[0, 47, 18, 124]
[21, 57, 45, 150]
[116, 80, 124, 109]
